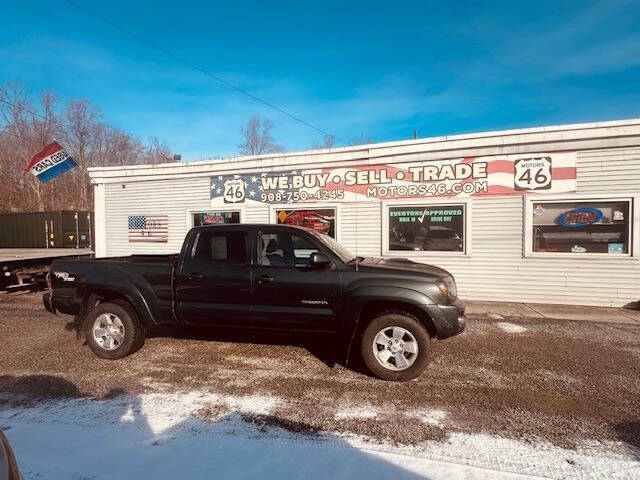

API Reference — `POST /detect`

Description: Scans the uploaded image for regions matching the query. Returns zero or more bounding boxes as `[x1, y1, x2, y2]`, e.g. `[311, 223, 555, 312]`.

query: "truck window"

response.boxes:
[193, 231, 247, 264]
[291, 234, 320, 267]
[258, 233, 293, 267]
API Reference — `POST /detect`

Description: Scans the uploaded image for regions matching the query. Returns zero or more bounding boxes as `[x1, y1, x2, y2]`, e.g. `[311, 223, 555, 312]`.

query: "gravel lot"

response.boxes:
[1, 291, 639, 454]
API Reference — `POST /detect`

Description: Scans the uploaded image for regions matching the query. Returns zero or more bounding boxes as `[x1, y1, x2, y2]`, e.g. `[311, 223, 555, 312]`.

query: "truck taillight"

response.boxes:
[46, 271, 52, 290]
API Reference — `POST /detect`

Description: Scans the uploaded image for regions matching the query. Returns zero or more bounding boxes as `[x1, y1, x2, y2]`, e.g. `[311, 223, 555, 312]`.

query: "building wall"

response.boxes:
[98, 144, 640, 308]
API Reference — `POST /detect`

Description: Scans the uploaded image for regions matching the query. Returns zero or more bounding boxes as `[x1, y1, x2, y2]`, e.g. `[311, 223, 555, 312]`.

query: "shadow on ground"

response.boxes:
[0, 374, 428, 479]
[0, 374, 81, 399]
[615, 421, 640, 459]
[147, 325, 348, 369]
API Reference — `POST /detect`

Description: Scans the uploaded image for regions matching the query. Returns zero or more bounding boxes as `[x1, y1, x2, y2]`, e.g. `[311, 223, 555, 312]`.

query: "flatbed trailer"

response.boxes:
[0, 248, 93, 290]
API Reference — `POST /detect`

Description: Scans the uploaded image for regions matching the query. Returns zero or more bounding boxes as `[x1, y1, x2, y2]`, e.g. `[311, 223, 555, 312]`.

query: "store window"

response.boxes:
[532, 200, 630, 254]
[388, 205, 465, 252]
[192, 211, 240, 226]
[275, 208, 336, 238]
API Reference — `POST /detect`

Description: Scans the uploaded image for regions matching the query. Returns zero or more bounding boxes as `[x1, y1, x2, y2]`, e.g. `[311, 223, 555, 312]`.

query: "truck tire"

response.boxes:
[84, 300, 145, 360]
[360, 311, 430, 381]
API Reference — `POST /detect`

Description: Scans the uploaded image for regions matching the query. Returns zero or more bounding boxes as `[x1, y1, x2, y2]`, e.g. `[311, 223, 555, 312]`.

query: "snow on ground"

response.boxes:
[334, 405, 380, 420]
[406, 409, 448, 426]
[1, 391, 639, 480]
[495, 322, 528, 334]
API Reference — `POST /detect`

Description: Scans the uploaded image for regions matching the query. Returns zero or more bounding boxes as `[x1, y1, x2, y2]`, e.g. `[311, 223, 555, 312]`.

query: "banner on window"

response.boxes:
[210, 152, 576, 205]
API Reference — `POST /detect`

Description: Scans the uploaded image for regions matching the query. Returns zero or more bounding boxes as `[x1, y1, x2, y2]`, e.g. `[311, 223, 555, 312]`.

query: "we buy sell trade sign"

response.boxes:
[210, 152, 576, 205]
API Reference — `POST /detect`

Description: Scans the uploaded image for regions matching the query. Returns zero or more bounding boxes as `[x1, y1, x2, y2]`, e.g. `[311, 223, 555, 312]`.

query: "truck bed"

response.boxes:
[1, 248, 95, 290]
[94, 254, 179, 264]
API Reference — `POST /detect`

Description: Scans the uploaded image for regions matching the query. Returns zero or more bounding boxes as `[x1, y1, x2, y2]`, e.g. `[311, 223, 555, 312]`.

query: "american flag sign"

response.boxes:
[128, 215, 168, 243]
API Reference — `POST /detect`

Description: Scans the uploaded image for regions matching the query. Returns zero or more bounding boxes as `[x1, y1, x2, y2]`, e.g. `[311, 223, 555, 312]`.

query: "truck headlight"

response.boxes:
[436, 276, 457, 302]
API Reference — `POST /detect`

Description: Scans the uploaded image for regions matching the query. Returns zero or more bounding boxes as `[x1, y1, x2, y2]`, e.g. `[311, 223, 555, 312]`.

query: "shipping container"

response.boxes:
[0, 211, 94, 249]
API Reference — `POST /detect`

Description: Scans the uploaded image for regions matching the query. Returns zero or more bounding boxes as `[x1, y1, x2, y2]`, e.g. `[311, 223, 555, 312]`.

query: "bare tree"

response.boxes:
[144, 137, 173, 164]
[353, 133, 373, 145]
[312, 134, 335, 150]
[238, 117, 283, 155]
[0, 82, 176, 213]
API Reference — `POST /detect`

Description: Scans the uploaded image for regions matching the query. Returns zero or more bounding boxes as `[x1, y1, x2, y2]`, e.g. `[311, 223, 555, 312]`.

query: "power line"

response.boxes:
[0, 98, 54, 123]
[64, 0, 351, 147]
[0, 98, 66, 146]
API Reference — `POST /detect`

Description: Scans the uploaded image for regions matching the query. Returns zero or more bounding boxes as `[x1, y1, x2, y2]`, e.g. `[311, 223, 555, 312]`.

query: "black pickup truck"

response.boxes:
[43, 224, 465, 381]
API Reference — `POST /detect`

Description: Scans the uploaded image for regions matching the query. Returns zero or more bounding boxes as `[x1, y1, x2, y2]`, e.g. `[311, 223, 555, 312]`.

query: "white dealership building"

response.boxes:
[88, 119, 640, 307]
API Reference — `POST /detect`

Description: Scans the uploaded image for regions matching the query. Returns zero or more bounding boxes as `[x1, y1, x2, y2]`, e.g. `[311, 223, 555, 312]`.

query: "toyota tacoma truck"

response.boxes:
[43, 224, 465, 381]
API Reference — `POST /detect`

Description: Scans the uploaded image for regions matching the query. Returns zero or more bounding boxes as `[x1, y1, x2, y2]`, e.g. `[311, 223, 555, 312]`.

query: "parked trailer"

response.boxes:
[0, 211, 94, 289]
[0, 211, 94, 249]
[0, 249, 93, 289]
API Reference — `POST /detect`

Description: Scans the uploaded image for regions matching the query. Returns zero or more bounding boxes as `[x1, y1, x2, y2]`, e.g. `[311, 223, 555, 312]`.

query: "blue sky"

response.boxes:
[2, 0, 640, 160]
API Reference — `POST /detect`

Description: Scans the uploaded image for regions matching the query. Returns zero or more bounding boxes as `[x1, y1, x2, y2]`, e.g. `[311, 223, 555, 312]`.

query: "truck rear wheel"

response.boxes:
[84, 301, 145, 360]
[360, 311, 430, 381]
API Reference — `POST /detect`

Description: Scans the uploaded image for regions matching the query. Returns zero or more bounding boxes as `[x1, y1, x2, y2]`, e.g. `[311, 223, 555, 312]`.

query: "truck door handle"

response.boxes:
[257, 275, 274, 284]
[188, 272, 204, 280]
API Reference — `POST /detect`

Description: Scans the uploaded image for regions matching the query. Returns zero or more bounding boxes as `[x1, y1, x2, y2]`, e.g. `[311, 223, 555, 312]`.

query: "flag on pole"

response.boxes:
[24, 140, 78, 183]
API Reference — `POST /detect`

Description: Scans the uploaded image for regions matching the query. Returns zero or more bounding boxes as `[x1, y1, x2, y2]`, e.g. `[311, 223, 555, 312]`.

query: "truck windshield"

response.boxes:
[306, 230, 355, 263]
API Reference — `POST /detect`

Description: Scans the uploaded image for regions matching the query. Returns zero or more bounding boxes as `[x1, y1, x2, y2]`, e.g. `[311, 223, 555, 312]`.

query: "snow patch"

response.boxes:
[488, 313, 504, 320]
[495, 322, 527, 333]
[407, 409, 447, 426]
[2, 391, 639, 479]
[335, 406, 379, 420]
[1, 390, 279, 437]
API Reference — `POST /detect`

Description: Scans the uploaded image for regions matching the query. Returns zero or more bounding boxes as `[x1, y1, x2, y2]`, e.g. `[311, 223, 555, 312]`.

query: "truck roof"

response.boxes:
[190, 223, 313, 233]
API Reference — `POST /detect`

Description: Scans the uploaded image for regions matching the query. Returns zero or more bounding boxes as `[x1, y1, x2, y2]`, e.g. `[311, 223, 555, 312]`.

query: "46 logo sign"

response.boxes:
[223, 178, 246, 203]
[514, 157, 552, 191]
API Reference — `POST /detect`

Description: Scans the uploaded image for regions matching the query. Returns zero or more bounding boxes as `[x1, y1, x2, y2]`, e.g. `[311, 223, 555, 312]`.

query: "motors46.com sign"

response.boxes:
[210, 152, 576, 205]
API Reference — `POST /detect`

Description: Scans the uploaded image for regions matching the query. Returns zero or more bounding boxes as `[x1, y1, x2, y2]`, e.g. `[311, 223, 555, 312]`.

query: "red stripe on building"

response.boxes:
[551, 167, 577, 180]
[486, 160, 515, 174]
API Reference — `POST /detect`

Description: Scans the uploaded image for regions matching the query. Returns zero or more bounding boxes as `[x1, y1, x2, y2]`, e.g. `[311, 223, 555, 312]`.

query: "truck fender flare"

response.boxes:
[341, 285, 436, 365]
[76, 275, 159, 328]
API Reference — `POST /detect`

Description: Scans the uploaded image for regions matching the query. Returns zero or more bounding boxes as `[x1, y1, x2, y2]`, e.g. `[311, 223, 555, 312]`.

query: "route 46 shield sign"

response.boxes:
[223, 178, 246, 203]
[514, 157, 552, 191]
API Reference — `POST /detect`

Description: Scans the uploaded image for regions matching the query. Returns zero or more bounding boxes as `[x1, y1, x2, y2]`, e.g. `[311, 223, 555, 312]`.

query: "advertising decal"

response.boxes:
[210, 152, 576, 205]
[24, 140, 78, 183]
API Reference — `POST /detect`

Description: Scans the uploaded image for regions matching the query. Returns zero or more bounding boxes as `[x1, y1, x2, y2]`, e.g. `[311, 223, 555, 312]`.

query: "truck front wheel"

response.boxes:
[84, 301, 145, 360]
[360, 312, 430, 381]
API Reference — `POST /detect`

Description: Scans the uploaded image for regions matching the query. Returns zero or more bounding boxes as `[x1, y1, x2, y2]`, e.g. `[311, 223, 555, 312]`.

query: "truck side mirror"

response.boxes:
[309, 252, 331, 269]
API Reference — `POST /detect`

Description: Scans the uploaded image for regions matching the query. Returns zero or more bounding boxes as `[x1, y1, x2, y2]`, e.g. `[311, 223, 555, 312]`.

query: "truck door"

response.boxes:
[252, 229, 340, 332]
[175, 228, 252, 327]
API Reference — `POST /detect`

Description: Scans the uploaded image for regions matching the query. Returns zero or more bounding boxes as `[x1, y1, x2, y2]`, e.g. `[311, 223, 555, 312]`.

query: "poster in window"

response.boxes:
[388, 206, 464, 252]
[275, 208, 336, 238]
[193, 211, 240, 226]
[532, 201, 629, 254]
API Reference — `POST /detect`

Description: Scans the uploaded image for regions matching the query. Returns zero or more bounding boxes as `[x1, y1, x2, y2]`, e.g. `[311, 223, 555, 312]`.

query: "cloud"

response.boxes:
[5, 1, 639, 162]
[553, 36, 640, 76]
[0, 36, 114, 73]
[105, 72, 473, 160]
[457, 0, 640, 81]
